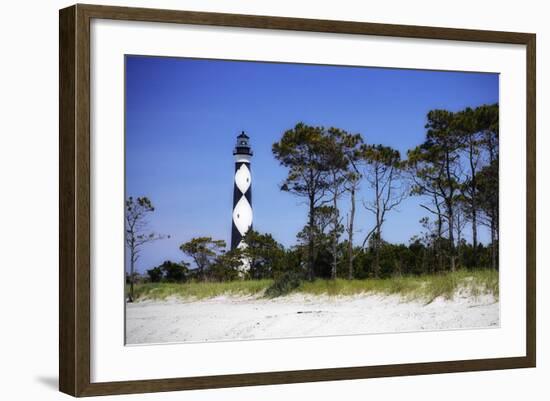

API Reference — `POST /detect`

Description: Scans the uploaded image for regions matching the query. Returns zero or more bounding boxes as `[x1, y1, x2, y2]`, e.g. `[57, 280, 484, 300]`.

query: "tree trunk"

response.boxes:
[494, 197, 499, 271]
[374, 226, 381, 278]
[448, 208, 456, 272]
[374, 166, 381, 278]
[445, 150, 456, 273]
[472, 209, 478, 261]
[347, 184, 356, 280]
[491, 211, 497, 270]
[456, 214, 463, 268]
[469, 141, 478, 261]
[436, 199, 443, 272]
[331, 184, 338, 280]
[486, 130, 498, 271]
[129, 251, 135, 303]
[307, 195, 315, 280]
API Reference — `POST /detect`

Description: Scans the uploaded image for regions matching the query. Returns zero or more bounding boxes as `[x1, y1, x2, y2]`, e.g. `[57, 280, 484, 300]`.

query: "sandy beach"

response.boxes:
[126, 292, 499, 344]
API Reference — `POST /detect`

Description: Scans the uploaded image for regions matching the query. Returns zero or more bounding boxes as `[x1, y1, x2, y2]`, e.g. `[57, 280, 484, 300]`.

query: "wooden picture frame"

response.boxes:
[59, 3, 536, 397]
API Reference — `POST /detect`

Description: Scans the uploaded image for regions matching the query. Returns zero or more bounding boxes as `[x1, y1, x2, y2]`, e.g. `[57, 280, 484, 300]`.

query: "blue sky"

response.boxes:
[125, 55, 499, 273]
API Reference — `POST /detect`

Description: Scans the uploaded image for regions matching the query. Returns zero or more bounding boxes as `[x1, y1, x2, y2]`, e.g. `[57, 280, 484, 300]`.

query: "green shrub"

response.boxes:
[265, 271, 303, 298]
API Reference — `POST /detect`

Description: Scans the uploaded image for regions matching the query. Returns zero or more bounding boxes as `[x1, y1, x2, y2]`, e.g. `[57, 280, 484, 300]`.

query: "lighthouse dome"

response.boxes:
[237, 131, 249, 139]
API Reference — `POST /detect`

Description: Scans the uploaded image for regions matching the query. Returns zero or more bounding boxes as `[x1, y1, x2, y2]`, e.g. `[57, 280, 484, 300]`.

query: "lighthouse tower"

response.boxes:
[231, 131, 253, 251]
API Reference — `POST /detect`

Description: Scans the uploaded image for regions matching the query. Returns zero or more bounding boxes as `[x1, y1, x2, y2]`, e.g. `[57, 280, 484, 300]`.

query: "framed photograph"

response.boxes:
[59, 4, 536, 397]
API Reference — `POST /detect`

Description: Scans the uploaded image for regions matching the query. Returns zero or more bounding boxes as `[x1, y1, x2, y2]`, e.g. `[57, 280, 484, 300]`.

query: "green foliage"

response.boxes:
[280, 248, 304, 277]
[264, 270, 304, 298]
[161, 260, 189, 282]
[125, 196, 154, 217]
[295, 206, 343, 279]
[475, 103, 499, 136]
[242, 230, 286, 279]
[476, 159, 499, 219]
[179, 237, 226, 279]
[145, 260, 189, 283]
[146, 266, 163, 283]
[404, 104, 500, 272]
[209, 248, 242, 282]
[350, 240, 495, 279]
[361, 144, 402, 167]
[125, 272, 143, 284]
[272, 123, 333, 196]
[166, 224, 496, 288]
[272, 123, 335, 280]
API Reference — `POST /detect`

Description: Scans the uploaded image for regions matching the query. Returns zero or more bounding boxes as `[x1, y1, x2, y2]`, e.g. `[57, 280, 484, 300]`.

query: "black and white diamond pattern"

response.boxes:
[231, 161, 252, 250]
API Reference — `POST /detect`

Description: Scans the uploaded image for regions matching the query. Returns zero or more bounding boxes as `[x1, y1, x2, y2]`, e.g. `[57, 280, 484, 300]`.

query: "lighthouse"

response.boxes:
[231, 131, 253, 251]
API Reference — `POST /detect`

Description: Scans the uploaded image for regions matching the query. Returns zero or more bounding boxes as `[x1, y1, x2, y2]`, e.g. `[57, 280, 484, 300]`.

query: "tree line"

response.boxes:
[126, 103, 499, 295]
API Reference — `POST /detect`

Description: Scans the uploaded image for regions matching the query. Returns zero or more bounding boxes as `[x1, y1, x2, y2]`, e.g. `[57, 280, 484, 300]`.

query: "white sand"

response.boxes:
[125, 292, 499, 344]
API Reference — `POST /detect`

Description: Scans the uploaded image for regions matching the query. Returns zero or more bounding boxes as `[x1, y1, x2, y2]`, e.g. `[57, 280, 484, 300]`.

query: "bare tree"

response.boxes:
[341, 133, 364, 280]
[125, 196, 168, 302]
[325, 128, 363, 279]
[325, 134, 347, 279]
[345, 169, 360, 279]
[360, 144, 407, 277]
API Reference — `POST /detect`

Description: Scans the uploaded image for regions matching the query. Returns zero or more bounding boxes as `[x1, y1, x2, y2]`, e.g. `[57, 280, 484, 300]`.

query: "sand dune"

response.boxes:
[125, 292, 499, 344]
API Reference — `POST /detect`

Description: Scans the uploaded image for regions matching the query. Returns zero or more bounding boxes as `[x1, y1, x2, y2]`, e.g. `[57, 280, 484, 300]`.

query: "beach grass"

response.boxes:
[130, 279, 273, 301]
[128, 269, 498, 302]
[296, 269, 498, 303]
